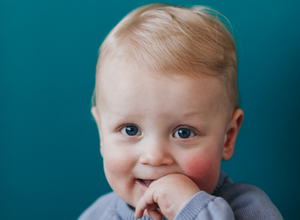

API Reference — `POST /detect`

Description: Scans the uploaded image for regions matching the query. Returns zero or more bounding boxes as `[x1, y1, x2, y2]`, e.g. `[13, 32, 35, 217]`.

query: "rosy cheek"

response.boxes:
[184, 155, 211, 179]
[182, 155, 219, 192]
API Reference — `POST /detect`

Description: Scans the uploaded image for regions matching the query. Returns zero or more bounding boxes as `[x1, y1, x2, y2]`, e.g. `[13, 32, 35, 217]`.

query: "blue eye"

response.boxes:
[121, 125, 140, 136]
[174, 128, 195, 139]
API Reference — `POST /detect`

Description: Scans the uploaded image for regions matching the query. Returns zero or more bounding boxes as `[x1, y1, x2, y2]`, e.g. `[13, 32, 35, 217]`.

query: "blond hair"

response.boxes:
[93, 4, 239, 113]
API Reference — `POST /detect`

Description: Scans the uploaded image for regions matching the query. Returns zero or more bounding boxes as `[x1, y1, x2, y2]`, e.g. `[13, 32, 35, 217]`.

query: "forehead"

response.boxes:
[97, 58, 227, 120]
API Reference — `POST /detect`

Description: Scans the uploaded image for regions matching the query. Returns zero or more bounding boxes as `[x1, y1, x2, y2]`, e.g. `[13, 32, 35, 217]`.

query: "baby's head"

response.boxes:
[91, 4, 244, 208]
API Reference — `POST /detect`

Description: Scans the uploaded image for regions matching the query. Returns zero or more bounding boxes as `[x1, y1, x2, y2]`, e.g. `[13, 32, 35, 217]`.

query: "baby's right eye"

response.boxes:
[120, 125, 141, 136]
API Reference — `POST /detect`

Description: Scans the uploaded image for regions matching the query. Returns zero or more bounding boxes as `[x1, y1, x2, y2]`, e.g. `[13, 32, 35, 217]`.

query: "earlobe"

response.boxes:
[222, 109, 244, 161]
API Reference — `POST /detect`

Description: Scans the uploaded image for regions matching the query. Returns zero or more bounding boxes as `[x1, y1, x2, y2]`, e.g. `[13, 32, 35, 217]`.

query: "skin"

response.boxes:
[92, 58, 244, 220]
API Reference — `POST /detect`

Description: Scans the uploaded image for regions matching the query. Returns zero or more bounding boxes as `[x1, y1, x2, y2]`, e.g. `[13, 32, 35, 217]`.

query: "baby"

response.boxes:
[79, 4, 283, 220]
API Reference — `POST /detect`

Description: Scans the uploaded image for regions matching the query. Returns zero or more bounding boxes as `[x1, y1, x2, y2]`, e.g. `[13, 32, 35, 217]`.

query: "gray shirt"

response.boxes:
[78, 171, 283, 220]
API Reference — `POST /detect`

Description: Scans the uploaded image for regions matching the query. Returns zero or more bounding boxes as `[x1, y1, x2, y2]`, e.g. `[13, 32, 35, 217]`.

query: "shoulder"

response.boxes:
[215, 181, 283, 220]
[78, 192, 121, 220]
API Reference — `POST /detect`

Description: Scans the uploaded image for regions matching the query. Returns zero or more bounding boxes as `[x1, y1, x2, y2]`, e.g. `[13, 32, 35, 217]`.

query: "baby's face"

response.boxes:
[93, 59, 230, 208]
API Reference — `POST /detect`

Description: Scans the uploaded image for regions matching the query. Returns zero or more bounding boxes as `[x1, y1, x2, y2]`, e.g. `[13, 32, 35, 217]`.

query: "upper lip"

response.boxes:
[136, 178, 156, 182]
[138, 178, 156, 180]
[136, 177, 157, 181]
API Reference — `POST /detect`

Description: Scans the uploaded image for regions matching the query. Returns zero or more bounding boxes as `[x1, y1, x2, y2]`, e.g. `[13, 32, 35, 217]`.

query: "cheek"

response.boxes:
[103, 151, 135, 203]
[102, 139, 131, 169]
[182, 154, 221, 193]
[102, 147, 135, 183]
[184, 155, 215, 179]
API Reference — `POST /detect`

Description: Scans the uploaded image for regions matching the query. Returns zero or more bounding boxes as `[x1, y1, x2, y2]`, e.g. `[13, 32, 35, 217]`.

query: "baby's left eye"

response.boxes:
[174, 128, 196, 139]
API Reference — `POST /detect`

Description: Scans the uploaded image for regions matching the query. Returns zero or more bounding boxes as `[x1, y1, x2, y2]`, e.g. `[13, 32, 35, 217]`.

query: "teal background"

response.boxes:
[1, 0, 299, 219]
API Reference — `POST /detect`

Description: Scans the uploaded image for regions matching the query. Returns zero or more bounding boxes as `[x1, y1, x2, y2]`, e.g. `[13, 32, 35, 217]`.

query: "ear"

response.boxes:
[91, 106, 100, 124]
[91, 107, 103, 156]
[222, 109, 244, 161]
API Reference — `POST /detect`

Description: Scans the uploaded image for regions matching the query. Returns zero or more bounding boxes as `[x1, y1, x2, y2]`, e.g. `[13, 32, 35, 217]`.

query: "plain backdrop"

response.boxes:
[1, 0, 299, 219]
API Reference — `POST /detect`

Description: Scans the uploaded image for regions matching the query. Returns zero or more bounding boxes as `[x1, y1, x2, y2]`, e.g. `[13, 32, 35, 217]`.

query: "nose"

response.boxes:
[139, 140, 174, 166]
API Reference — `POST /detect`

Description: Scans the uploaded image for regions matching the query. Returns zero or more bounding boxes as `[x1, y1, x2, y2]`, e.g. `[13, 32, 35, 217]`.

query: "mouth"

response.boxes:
[136, 179, 155, 187]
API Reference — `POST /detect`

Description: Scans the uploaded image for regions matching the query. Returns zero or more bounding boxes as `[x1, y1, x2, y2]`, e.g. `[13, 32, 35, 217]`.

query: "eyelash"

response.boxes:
[120, 124, 142, 136]
[173, 127, 196, 139]
[118, 124, 198, 139]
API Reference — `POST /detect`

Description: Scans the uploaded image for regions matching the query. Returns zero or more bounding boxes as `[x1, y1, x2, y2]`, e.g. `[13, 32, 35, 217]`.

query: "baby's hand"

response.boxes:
[134, 174, 200, 220]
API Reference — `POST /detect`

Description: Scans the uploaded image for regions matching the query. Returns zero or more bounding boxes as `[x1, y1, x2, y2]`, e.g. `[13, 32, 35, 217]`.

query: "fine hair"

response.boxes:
[92, 3, 239, 115]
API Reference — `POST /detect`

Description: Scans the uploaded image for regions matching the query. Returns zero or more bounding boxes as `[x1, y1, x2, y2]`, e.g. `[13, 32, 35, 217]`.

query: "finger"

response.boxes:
[143, 203, 159, 217]
[157, 208, 165, 219]
[134, 189, 156, 218]
[134, 195, 147, 218]
[134, 205, 144, 219]
[146, 208, 163, 220]
[135, 196, 157, 219]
